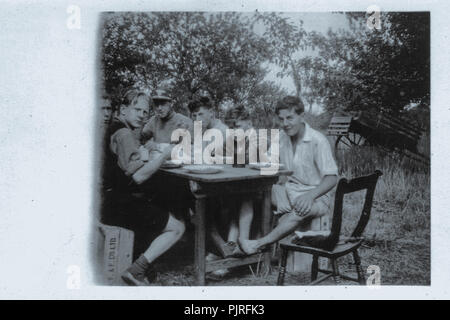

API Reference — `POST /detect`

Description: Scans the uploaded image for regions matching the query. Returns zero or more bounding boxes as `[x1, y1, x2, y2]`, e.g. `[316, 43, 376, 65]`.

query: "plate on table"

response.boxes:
[161, 159, 183, 169]
[183, 165, 223, 174]
[249, 162, 285, 170]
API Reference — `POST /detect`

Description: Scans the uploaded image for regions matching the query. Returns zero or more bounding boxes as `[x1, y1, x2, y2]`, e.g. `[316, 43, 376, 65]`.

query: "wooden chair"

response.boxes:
[277, 170, 382, 285]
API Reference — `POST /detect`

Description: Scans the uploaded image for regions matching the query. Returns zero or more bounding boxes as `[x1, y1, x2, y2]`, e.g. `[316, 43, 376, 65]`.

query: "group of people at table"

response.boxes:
[100, 88, 338, 286]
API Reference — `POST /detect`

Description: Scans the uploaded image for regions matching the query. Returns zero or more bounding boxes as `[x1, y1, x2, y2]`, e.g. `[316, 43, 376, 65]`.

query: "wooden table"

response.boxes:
[159, 164, 292, 285]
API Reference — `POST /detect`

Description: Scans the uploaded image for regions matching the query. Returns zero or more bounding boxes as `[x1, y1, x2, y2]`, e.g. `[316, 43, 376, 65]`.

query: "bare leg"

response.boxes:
[240, 212, 302, 254]
[209, 221, 228, 256]
[207, 200, 234, 258]
[228, 199, 252, 258]
[238, 198, 254, 242]
[224, 199, 238, 243]
[240, 202, 324, 255]
[143, 213, 185, 263]
[227, 218, 239, 243]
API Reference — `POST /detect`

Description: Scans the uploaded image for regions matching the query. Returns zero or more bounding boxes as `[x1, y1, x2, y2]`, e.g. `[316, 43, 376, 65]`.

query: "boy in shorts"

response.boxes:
[239, 96, 338, 255]
[104, 89, 185, 286]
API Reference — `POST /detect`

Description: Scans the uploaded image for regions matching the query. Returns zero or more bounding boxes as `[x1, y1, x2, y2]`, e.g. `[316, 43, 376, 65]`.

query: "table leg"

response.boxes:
[261, 187, 273, 275]
[194, 196, 206, 285]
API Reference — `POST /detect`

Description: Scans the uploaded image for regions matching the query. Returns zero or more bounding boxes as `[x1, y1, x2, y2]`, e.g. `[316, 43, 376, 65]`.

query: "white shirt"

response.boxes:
[279, 122, 338, 205]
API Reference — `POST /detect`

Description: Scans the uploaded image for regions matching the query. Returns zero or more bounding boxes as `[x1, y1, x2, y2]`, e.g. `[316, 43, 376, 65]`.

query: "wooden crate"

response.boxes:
[96, 223, 134, 285]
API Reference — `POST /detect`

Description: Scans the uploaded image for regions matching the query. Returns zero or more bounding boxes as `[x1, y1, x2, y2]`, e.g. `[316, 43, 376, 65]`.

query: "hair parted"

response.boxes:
[228, 105, 251, 121]
[122, 89, 151, 108]
[275, 96, 305, 115]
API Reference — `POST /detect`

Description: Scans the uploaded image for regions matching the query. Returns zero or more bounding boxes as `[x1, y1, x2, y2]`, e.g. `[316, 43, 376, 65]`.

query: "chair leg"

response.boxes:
[331, 259, 341, 285]
[271, 241, 279, 260]
[352, 250, 365, 285]
[277, 248, 288, 286]
[311, 255, 319, 282]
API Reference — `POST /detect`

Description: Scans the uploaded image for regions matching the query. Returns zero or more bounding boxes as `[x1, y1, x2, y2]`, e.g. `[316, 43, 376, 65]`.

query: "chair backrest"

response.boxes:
[327, 170, 383, 248]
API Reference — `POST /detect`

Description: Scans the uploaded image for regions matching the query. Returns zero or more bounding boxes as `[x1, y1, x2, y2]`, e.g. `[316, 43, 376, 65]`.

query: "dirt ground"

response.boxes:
[148, 224, 430, 286]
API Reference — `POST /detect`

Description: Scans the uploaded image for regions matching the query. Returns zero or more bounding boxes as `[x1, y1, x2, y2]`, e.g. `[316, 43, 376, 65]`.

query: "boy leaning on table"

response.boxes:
[239, 96, 338, 255]
[103, 89, 185, 286]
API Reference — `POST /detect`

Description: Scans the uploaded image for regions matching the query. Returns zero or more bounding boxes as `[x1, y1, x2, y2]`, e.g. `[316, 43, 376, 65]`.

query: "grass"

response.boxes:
[327, 146, 430, 285]
[154, 240, 430, 285]
[336, 146, 430, 243]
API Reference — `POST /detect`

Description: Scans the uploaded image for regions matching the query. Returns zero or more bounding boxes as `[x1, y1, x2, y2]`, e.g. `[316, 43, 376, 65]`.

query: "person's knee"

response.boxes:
[174, 219, 186, 237]
[307, 202, 328, 219]
[168, 215, 185, 237]
[286, 212, 306, 225]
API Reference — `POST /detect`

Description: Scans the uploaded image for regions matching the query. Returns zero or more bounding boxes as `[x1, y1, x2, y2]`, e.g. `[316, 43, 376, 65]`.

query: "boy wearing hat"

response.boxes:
[141, 89, 193, 144]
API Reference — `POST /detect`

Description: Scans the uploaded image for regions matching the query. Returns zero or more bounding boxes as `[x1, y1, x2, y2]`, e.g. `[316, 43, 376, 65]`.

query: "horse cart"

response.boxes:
[327, 111, 429, 167]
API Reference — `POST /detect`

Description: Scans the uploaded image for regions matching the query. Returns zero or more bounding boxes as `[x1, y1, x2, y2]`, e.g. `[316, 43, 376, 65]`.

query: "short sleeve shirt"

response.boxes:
[110, 126, 145, 177]
[278, 122, 338, 205]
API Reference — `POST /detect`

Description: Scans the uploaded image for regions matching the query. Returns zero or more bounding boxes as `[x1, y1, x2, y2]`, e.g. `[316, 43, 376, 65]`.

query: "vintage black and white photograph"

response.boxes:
[93, 10, 430, 286]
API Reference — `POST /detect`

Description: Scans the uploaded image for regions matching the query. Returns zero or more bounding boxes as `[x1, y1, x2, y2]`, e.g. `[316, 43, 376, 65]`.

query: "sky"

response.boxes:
[259, 12, 351, 96]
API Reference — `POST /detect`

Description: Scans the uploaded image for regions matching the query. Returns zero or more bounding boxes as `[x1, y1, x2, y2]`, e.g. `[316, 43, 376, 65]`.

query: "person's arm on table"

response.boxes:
[132, 144, 173, 184]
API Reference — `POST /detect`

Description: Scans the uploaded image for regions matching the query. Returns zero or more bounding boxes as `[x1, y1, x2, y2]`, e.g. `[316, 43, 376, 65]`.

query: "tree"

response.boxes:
[259, 12, 429, 130]
[101, 12, 274, 114]
[297, 12, 430, 128]
[255, 12, 308, 97]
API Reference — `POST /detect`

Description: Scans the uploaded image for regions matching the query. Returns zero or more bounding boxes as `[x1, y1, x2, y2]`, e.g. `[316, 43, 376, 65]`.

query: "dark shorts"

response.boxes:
[105, 194, 170, 237]
[147, 174, 194, 219]
[103, 194, 170, 258]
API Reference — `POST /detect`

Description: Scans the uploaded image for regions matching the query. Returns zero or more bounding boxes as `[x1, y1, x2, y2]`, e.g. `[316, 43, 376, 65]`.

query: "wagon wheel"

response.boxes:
[335, 132, 366, 150]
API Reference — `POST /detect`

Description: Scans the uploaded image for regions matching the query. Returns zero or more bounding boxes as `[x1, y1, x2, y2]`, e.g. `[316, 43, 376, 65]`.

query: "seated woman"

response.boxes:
[103, 89, 185, 286]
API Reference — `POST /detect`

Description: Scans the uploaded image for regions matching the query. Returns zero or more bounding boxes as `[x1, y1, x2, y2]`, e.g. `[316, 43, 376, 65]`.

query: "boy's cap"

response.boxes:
[152, 88, 172, 102]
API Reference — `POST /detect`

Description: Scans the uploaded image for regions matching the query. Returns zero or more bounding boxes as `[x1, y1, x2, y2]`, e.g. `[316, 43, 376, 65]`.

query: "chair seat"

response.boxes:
[279, 237, 364, 258]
